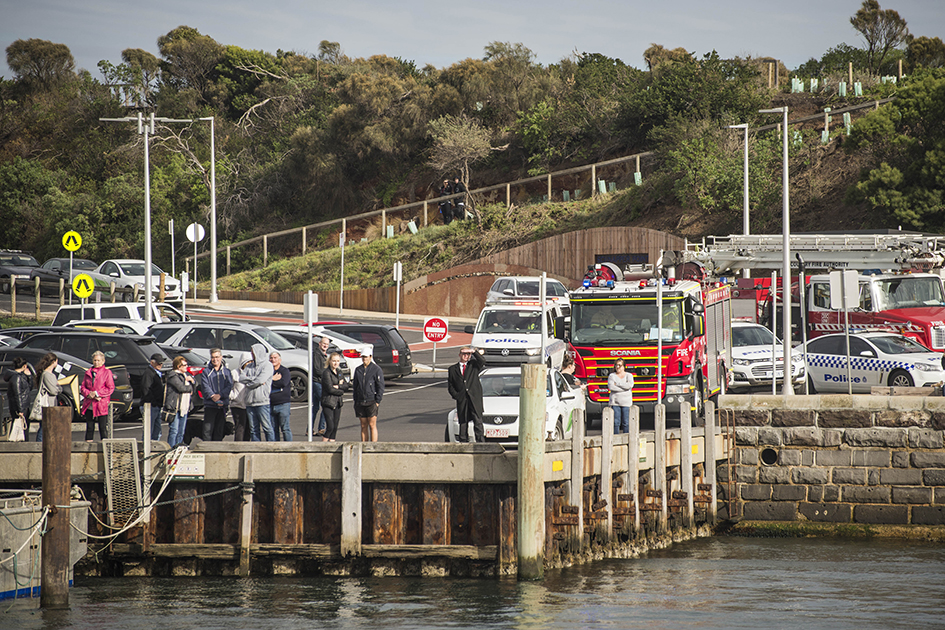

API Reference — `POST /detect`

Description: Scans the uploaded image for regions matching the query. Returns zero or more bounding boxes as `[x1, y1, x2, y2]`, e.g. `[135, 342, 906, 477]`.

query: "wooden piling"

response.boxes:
[600, 407, 614, 541]
[517, 363, 546, 580]
[10, 275, 16, 317]
[629, 406, 641, 537]
[34, 277, 41, 319]
[238, 455, 254, 576]
[59, 278, 65, 306]
[41, 405, 72, 609]
[341, 443, 362, 557]
[569, 407, 584, 551]
[704, 400, 717, 524]
[680, 403, 694, 528]
[654, 404, 668, 532]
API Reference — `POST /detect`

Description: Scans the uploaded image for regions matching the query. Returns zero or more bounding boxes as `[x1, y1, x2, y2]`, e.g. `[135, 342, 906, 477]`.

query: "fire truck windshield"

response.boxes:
[875, 277, 945, 310]
[571, 301, 684, 345]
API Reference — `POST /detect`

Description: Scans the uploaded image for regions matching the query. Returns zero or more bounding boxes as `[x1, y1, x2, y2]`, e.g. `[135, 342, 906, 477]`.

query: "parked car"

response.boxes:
[17, 331, 167, 417]
[0, 334, 19, 348]
[270, 328, 351, 378]
[0, 347, 135, 419]
[149, 322, 311, 401]
[52, 302, 185, 326]
[269, 325, 371, 379]
[66, 319, 155, 335]
[0, 250, 41, 293]
[86, 259, 182, 303]
[445, 366, 581, 444]
[485, 276, 571, 314]
[316, 324, 413, 379]
[30, 257, 98, 292]
[1, 326, 78, 344]
[803, 332, 945, 393]
[728, 322, 806, 391]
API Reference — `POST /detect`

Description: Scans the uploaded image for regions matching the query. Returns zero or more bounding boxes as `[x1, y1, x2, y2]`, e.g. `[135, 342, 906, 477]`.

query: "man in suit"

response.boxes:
[447, 346, 486, 443]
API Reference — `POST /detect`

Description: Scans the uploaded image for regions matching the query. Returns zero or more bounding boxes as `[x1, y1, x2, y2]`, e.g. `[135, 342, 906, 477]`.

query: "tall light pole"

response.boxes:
[101, 113, 193, 321]
[198, 116, 218, 303]
[759, 106, 792, 396]
[728, 123, 750, 279]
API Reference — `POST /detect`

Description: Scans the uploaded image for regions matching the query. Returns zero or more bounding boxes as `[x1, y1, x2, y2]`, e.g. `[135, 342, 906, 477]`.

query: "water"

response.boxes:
[5, 537, 944, 629]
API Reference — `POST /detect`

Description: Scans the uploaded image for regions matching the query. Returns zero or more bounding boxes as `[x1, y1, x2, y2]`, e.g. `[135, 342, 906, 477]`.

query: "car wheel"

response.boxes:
[0, 277, 9, 294]
[807, 376, 818, 394]
[690, 368, 704, 418]
[888, 369, 914, 388]
[289, 369, 308, 402]
[122, 288, 135, 302]
[444, 424, 451, 443]
[551, 419, 564, 441]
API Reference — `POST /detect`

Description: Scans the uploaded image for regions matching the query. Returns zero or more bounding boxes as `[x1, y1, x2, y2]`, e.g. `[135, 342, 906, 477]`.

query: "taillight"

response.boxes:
[342, 349, 360, 359]
[392, 349, 399, 363]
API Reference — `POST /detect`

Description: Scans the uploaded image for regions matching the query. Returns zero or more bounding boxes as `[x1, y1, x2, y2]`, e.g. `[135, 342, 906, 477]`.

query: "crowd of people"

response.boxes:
[3, 337, 387, 446]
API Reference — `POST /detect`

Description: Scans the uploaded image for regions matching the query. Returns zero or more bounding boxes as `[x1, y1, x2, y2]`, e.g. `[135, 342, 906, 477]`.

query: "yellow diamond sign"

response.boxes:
[62, 231, 82, 252]
[72, 273, 94, 299]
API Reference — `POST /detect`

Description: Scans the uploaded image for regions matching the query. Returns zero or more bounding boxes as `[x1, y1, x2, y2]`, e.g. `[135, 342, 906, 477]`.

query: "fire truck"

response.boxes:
[688, 234, 945, 350]
[568, 261, 732, 417]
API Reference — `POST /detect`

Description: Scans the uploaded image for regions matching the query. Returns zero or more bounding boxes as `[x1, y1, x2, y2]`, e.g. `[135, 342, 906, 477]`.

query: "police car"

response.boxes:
[729, 322, 806, 391]
[445, 367, 582, 444]
[803, 332, 945, 393]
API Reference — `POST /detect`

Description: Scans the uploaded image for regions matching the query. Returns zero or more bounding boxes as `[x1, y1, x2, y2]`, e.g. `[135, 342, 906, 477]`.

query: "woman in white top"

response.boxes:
[607, 358, 633, 434]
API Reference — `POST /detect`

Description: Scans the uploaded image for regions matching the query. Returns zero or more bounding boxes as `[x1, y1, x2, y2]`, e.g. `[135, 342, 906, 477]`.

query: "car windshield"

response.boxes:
[317, 329, 363, 345]
[0, 255, 39, 267]
[252, 327, 295, 350]
[476, 309, 542, 334]
[480, 373, 552, 397]
[733, 325, 776, 347]
[514, 280, 568, 297]
[571, 301, 684, 345]
[117, 262, 164, 276]
[874, 276, 945, 309]
[869, 335, 931, 355]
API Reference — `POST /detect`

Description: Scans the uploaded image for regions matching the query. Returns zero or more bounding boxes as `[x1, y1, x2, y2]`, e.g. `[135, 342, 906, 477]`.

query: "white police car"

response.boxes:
[803, 332, 945, 393]
[445, 367, 582, 444]
[729, 322, 806, 391]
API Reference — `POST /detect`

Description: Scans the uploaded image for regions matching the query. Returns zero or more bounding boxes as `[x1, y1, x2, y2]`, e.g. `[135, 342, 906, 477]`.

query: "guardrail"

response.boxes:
[6, 274, 171, 320]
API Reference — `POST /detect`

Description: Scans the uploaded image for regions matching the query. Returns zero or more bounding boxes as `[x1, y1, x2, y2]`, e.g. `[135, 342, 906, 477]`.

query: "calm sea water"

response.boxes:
[5, 537, 944, 630]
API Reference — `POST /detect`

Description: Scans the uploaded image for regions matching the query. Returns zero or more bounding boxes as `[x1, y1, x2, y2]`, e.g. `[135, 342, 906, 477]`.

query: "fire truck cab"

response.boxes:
[568, 262, 732, 419]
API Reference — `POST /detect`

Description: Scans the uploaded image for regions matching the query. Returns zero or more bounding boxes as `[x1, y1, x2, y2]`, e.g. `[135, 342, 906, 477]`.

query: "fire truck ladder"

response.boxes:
[685, 234, 945, 274]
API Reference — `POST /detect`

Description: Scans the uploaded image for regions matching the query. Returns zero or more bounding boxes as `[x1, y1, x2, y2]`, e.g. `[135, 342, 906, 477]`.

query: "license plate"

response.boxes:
[485, 427, 510, 438]
[761, 371, 784, 379]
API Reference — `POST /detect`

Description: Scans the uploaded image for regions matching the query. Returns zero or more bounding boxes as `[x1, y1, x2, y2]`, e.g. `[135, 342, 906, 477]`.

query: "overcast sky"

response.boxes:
[2, 0, 943, 78]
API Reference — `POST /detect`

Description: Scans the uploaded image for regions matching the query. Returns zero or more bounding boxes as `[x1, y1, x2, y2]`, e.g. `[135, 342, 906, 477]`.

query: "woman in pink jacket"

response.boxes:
[81, 350, 115, 442]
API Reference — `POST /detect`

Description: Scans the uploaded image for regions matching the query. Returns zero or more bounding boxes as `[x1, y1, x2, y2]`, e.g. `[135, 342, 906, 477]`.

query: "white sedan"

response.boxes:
[804, 332, 945, 393]
[88, 259, 182, 303]
[729, 322, 806, 391]
[445, 367, 583, 444]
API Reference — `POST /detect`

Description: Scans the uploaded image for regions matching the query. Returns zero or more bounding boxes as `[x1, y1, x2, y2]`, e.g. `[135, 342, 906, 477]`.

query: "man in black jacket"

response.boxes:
[140, 353, 165, 442]
[447, 346, 486, 443]
[353, 348, 384, 442]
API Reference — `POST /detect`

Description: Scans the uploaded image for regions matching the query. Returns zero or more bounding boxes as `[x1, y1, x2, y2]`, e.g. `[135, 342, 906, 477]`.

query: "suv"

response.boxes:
[485, 276, 571, 315]
[52, 302, 185, 326]
[17, 331, 167, 415]
[317, 324, 413, 379]
[0, 347, 135, 418]
[465, 301, 568, 369]
[0, 250, 41, 293]
[149, 322, 311, 401]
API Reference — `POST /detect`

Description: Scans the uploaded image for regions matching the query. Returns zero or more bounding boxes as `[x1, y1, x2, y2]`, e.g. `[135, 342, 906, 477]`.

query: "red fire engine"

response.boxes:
[568, 262, 732, 417]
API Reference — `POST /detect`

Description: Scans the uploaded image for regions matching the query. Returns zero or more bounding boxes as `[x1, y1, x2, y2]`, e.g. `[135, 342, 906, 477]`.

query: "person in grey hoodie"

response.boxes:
[242, 343, 275, 441]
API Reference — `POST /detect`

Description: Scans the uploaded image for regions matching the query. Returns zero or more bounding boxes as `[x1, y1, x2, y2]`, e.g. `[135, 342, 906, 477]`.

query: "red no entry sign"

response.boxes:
[423, 317, 449, 343]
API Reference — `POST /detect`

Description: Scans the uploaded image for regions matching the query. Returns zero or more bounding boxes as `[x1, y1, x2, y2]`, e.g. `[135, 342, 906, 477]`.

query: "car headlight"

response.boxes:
[524, 348, 540, 356]
[732, 358, 751, 366]
[666, 384, 689, 395]
[792, 354, 804, 364]
[913, 363, 937, 372]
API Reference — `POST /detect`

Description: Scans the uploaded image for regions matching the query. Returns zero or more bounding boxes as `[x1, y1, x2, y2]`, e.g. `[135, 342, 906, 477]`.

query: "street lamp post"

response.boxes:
[728, 123, 750, 279]
[198, 116, 218, 303]
[101, 113, 194, 321]
[759, 106, 792, 396]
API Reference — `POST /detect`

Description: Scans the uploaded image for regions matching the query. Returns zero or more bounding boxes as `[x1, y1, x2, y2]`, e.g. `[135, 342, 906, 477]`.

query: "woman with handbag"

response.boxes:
[31, 353, 61, 442]
[6, 357, 34, 441]
[164, 355, 195, 447]
[319, 352, 349, 442]
[81, 350, 115, 442]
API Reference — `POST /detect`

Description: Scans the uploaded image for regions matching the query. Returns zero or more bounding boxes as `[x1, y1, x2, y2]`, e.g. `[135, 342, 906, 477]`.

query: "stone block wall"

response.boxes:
[717, 394, 945, 526]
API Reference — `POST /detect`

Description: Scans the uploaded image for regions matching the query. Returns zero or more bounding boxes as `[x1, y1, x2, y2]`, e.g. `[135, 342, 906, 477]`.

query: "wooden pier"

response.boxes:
[0, 405, 729, 578]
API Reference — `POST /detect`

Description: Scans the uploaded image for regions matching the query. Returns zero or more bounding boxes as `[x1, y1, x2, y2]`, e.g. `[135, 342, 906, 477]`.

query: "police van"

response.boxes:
[464, 301, 568, 369]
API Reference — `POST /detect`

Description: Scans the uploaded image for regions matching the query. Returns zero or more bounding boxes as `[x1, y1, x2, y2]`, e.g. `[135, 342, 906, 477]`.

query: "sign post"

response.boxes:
[304, 291, 317, 442]
[393, 261, 403, 329]
[186, 223, 206, 302]
[423, 317, 449, 375]
[830, 269, 858, 394]
[72, 273, 94, 321]
[339, 230, 346, 313]
[62, 231, 82, 305]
